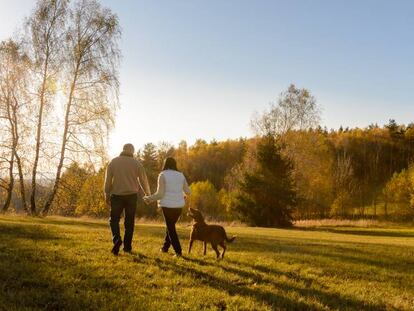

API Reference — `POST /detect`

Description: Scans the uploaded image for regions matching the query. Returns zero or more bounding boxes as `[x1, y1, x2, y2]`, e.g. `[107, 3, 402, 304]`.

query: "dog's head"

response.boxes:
[187, 207, 205, 223]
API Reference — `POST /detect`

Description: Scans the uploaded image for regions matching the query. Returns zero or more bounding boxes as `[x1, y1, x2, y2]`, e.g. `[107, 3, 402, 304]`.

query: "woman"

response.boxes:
[144, 157, 190, 257]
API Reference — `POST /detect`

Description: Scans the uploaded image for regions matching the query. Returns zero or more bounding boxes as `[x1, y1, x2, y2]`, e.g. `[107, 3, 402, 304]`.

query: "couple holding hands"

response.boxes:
[104, 143, 190, 257]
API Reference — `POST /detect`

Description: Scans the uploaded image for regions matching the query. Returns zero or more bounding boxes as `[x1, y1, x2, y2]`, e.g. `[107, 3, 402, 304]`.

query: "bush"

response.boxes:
[76, 169, 107, 217]
[189, 180, 223, 219]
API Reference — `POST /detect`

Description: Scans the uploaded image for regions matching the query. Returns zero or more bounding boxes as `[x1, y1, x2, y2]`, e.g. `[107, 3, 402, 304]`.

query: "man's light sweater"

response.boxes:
[104, 154, 151, 197]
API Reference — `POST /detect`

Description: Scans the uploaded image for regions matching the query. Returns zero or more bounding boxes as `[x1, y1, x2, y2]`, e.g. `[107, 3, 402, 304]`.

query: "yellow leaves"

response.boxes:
[383, 166, 414, 217]
[76, 170, 106, 217]
[45, 77, 58, 94]
[189, 180, 219, 212]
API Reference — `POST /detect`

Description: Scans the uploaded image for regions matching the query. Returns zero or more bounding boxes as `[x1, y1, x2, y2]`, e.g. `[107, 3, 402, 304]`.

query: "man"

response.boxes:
[104, 143, 151, 255]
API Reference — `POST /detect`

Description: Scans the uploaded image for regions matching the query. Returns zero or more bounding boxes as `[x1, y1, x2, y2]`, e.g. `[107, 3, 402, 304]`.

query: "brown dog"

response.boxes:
[187, 207, 236, 259]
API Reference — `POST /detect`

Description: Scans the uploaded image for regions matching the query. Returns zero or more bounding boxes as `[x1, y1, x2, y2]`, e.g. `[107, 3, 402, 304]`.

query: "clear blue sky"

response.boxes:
[1, 0, 414, 156]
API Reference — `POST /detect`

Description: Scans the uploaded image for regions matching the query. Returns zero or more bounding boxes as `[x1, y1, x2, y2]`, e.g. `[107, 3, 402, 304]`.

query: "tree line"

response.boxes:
[31, 87, 414, 226]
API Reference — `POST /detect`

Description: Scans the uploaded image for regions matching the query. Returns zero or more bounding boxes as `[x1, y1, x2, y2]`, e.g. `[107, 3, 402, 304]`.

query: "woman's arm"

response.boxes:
[146, 173, 165, 202]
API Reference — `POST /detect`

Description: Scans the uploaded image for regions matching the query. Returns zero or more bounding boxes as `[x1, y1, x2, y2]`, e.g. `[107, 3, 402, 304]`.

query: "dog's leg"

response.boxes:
[211, 243, 220, 259]
[219, 241, 226, 259]
[203, 241, 207, 255]
[188, 240, 194, 254]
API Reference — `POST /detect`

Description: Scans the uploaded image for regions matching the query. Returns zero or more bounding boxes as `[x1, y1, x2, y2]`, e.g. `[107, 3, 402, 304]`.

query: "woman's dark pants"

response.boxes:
[161, 207, 182, 255]
[109, 193, 138, 252]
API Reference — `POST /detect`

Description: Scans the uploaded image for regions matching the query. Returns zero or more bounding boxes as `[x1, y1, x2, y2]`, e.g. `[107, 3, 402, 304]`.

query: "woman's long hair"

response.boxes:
[162, 157, 178, 171]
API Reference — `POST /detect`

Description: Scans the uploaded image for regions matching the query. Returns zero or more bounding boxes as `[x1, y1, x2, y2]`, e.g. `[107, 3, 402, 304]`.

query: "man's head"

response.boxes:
[122, 143, 135, 156]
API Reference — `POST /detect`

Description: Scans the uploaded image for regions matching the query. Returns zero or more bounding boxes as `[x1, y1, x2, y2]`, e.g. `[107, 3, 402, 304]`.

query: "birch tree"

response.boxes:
[0, 40, 30, 212]
[42, 0, 120, 215]
[251, 84, 321, 136]
[26, 0, 68, 214]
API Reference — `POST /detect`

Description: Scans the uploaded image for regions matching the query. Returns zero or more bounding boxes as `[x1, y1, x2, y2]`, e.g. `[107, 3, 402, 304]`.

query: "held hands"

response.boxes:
[143, 196, 151, 205]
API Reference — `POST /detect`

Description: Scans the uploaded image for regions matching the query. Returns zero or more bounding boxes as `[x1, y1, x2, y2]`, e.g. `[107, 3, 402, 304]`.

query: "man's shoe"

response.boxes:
[111, 239, 122, 256]
[160, 248, 168, 253]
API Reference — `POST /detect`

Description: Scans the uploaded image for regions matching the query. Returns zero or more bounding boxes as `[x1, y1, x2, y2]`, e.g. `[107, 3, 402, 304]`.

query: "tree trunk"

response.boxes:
[30, 48, 49, 215]
[11, 98, 27, 213]
[2, 94, 16, 212]
[14, 152, 27, 212]
[2, 153, 15, 212]
[42, 62, 79, 215]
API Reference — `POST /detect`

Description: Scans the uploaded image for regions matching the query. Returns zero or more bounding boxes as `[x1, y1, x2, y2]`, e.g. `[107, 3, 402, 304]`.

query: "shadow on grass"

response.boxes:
[296, 227, 414, 238]
[149, 256, 384, 311]
[0, 222, 142, 311]
[232, 235, 414, 277]
[185, 256, 322, 290]
[0, 215, 107, 230]
[0, 223, 62, 241]
[40, 218, 108, 229]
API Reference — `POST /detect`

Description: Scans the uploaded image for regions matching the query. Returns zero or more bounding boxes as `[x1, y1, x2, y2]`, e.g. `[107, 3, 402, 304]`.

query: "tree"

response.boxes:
[382, 168, 414, 220]
[282, 130, 335, 219]
[76, 168, 107, 217]
[252, 84, 320, 136]
[185, 138, 246, 189]
[0, 40, 30, 212]
[233, 136, 296, 227]
[42, 0, 121, 215]
[27, 0, 68, 215]
[157, 141, 175, 168]
[136, 143, 159, 218]
[51, 162, 90, 216]
[218, 188, 238, 221]
[189, 181, 222, 219]
[330, 150, 355, 217]
[139, 143, 159, 187]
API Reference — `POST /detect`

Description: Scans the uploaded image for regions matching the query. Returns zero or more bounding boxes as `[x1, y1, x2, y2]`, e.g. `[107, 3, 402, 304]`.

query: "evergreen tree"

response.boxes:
[234, 136, 296, 227]
[137, 143, 159, 218]
[139, 143, 159, 187]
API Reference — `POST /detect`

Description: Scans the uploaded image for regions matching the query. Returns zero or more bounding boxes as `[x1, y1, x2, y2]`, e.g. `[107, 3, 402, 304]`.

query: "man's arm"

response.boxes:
[137, 164, 151, 196]
[104, 163, 113, 202]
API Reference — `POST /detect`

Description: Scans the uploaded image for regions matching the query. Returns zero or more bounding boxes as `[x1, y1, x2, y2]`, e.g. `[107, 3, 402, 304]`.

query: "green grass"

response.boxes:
[0, 216, 413, 310]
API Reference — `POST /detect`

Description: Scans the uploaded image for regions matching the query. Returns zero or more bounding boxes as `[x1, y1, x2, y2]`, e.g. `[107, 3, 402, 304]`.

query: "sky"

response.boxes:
[1, 0, 414, 156]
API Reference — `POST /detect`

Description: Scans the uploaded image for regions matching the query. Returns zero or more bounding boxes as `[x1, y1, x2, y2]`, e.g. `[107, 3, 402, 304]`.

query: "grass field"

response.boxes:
[0, 215, 413, 310]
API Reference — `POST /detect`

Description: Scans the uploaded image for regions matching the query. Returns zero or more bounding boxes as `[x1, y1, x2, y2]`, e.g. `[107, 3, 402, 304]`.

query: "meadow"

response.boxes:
[0, 215, 413, 311]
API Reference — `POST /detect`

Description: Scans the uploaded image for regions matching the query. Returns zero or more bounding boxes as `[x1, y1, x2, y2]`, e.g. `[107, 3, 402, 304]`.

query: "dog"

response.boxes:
[187, 207, 236, 259]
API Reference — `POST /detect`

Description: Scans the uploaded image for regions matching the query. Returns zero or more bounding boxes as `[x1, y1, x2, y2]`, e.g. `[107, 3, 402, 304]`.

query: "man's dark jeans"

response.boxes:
[161, 207, 182, 255]
[110, 193, 138, 252]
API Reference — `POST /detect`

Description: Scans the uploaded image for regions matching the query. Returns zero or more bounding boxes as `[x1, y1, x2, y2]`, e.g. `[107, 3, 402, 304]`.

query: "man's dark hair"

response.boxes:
[163, 157, 178, 171]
